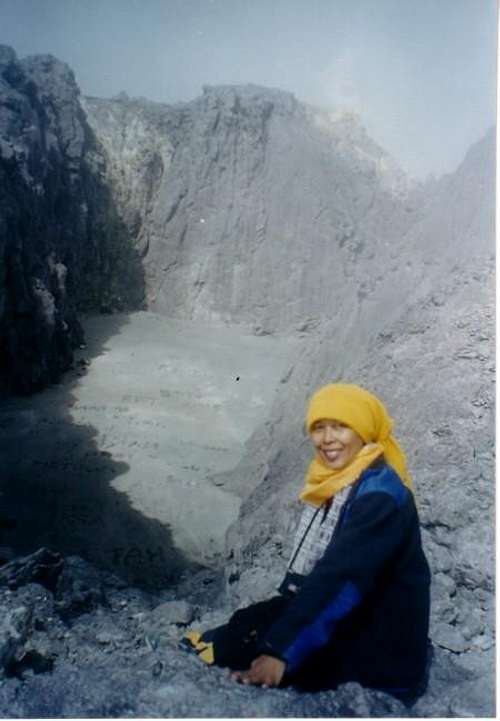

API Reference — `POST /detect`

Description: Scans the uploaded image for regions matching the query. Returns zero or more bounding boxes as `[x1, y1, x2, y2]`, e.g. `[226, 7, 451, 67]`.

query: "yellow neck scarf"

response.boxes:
[300, 384, 413, 507]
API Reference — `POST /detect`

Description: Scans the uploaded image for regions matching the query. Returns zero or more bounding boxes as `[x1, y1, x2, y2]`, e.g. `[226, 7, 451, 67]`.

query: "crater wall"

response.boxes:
[0, 46, 144, 394]
[0, 46, 495, 715]
[85, 85, 420, 333]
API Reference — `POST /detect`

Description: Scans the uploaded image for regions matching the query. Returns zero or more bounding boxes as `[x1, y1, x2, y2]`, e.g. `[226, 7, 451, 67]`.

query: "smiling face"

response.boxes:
[310, 419, 365, 470]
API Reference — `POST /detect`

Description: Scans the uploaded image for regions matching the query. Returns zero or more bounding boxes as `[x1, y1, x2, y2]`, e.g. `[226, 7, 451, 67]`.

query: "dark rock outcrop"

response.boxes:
[0, 46, 144, 395]
[0, 547, 63, 591]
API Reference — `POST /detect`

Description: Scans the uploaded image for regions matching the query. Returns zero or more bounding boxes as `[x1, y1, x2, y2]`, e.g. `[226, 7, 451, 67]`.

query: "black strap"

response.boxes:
[287, 504, 322, 572]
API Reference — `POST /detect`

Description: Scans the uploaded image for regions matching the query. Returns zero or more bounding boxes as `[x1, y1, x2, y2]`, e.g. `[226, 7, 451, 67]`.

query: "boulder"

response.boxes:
[0, 548, 63, 591]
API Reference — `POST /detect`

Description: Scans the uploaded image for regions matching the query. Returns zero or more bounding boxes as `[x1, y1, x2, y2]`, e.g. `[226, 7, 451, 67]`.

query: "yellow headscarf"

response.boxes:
[301, 383, 412, 506]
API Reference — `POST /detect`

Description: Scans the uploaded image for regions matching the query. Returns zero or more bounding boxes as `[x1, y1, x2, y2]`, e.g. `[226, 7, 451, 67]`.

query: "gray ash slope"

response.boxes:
[0, 46, 495, 717]
[222, 128, 495, 716]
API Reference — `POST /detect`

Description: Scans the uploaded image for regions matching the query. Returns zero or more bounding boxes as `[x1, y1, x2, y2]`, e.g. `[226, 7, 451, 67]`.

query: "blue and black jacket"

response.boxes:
[259, 461, 431, 691]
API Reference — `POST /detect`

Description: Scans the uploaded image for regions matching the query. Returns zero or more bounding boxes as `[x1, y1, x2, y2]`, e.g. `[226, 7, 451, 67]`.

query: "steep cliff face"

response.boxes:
[81, 93, 174, 259]
[0, 47, 144, 394]
[85, 85, 419, 332]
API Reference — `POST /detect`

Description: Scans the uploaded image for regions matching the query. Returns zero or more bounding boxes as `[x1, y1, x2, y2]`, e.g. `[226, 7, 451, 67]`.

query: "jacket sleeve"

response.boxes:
[259, 487, 412, 673]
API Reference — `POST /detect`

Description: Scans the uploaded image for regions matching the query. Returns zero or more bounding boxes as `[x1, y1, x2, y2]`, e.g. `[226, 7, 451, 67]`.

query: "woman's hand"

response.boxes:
[230, 654, 286, 688]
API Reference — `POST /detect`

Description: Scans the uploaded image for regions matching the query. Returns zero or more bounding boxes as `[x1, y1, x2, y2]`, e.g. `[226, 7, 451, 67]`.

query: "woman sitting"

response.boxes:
[182, 383, 431, 701]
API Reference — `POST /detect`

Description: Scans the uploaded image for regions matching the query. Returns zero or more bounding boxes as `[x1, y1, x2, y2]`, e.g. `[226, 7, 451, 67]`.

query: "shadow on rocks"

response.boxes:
[0, 313, 203, 590]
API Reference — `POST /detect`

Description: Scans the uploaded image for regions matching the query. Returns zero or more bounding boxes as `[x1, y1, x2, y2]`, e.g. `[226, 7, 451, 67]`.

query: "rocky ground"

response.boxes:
[0, 547, 491, 718]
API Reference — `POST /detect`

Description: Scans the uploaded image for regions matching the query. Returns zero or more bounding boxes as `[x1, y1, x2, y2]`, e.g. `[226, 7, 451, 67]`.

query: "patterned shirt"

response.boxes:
[287, 484, 352, 578]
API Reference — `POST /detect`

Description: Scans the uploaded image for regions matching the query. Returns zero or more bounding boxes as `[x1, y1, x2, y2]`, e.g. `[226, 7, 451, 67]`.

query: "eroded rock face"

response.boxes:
[85, 85, 420, 332]
[0, 46, 144, 395]
[223, 132, 495, 716]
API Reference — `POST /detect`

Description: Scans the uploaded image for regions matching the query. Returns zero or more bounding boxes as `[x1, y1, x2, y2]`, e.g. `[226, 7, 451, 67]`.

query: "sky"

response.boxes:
[0, 0, 497, 179]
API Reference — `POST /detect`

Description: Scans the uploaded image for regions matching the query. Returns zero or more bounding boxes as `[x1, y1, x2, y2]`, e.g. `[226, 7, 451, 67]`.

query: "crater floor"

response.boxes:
[0, 312, 299, 583]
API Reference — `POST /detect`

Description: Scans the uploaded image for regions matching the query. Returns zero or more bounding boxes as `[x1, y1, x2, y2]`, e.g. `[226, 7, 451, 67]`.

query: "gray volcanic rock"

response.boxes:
[0, 548, 490, 718]
[0, 547, 63, 591]
[80, 93, 174, 259]
[222, 132, 495, 716]
[0, 601, 32, 673]
[0, 47, 494, 717]
[0, 46, 144, 395]
[0, 549, 411, 718]
[85, 85, 418, 332]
